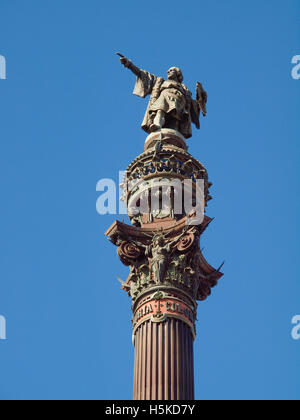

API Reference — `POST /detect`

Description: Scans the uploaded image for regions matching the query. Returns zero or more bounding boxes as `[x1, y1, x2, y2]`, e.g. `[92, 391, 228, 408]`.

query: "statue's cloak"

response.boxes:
[133, 70, 159, 134]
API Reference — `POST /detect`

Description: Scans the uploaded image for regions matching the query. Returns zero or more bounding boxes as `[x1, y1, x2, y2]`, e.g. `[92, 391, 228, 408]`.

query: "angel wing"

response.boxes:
[117, 275, 130, 291]
[117, 275, 125, 286]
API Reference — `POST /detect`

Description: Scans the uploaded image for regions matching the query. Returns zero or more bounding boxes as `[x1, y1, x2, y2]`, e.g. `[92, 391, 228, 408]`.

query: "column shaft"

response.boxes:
[133, 318, 194, 400]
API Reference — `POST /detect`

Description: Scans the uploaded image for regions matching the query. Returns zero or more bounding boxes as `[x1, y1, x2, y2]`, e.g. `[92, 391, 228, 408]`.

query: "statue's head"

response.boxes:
[167, 67, 183, 83]
[153, 234, 165, 247]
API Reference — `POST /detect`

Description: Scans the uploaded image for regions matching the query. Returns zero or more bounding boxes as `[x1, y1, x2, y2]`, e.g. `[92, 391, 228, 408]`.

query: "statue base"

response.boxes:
[144, 129, 188, 152]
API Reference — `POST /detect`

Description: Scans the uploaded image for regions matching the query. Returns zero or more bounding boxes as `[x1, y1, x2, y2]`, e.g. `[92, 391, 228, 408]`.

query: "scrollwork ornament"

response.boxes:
[177, 232, 195, 252]
[117, 241, 141, 266]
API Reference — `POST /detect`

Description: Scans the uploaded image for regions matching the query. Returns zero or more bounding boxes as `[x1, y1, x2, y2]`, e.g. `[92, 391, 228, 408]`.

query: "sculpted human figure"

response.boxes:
[130, 231, 187, 284]
[117, 53, 207, 139]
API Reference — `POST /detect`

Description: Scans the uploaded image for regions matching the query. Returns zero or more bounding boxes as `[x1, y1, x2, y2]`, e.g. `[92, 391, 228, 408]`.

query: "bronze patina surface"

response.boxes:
[117, 53, 207, 139]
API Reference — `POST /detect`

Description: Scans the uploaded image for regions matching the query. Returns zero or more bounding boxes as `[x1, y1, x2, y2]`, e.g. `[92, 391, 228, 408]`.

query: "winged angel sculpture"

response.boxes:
[117, 53, 207, 139]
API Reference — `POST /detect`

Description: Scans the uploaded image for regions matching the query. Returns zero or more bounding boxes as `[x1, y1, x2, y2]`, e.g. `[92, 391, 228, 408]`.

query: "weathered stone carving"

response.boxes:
[107, 217, 223, 307]
[119, 140, 212, 228]
[117, 241, 141, 266]
[130, 230, 188, 285]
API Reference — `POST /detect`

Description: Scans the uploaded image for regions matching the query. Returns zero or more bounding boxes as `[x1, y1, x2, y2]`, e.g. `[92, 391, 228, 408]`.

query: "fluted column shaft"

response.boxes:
[133, 318, 194, 400]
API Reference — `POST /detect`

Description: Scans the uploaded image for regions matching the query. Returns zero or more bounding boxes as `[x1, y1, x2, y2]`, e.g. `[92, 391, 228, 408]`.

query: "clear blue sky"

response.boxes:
[0, 0, 299, 400]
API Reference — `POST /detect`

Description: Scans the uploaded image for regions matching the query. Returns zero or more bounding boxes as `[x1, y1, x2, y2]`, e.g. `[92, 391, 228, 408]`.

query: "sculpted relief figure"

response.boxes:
[130, 230, 188, 284]
[117, 53, 207, 139]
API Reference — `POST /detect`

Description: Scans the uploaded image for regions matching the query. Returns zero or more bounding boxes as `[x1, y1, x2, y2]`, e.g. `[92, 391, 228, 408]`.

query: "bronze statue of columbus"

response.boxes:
[117, 53, 208, 139]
